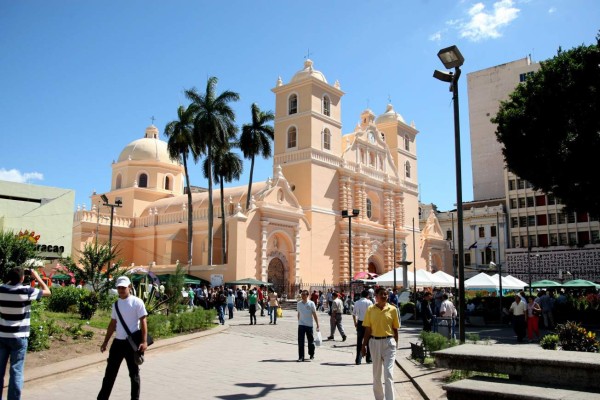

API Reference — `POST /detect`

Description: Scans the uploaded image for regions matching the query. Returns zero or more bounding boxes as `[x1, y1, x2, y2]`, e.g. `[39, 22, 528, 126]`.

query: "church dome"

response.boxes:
[117, 125, 177, 164]
[375, 104, 406, 125]
[290, 59, 328, 83]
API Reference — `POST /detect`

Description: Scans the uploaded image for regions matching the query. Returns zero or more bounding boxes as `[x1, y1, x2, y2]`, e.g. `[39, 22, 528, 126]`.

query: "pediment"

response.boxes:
[421, 210, 444, 241]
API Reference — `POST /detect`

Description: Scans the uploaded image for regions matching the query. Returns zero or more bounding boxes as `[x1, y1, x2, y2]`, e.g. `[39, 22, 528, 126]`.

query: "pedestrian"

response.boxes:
[326, 288, 333, 311]
[539, 290, 555, 329]
[421, 292, 433, 332]
[361, 287, 400, 400]
[226, 289, 235, 319]
[352, 289, 373, 365]
[248, 289, 258, 325]
[318, 291, 325, 312]
[187, 285, 194, 308]
[268, 288, 279, 324]
[216, 287, 226, 325]
[258, 285, 266, 317]
[327, 292, 346, 341]
[508, 294, 527, 342]
[97, 276, 148, 400]
[297, 290, 320, 362]
[0, 267, 51, 400]
[439, 294, 457, 339]
[526, 296, 541, 342]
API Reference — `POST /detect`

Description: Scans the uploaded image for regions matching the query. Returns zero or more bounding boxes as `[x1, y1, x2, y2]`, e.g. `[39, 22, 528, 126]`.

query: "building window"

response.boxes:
[517, 179, 525, 189]
[559, 233, 567, 245]
[464, 253, 471, 266]
[549, 213, 557, 225]
[138, 173, 148, 188]
[115, 174, 122, 190]
[323, 128, 331, 150]
[165, 176, 171, 190]
[404, 134, 410, 151]
[478, 227, 485, 238]
[511, 217, 518, 228]
[592, 230, 600, 244]
[576, 212, 588, 223]
[510, 198, 517, 209]
[547, 194, 556, 205]
[526, 196, 534, 207]
[558, 213, 566, 224]
[323, 95, 330, 116]
[508, 179, 516, 191]
[568, 232, 577, 246]
[519, 71, 535, 82]
[518, 197, 526, 208]
[511, 236, 519, 247]
[366, 198, 372, 219]
[369, 152, 376, 167]
[446, 230, 452, 240]
[519, 216, 527, 227]
[536, 214, 547, 226]
[289, 94, 298, 115]
[527, 215, 535, 226]
[526, 181, 533, 189]
[287, 127, 297, 148]
[567, 211, 576, 223]
[405, 161, 411, 178]
[550, 233, 558, 246]
[491, 226, 497, 237]
[535, 195, 546, 206]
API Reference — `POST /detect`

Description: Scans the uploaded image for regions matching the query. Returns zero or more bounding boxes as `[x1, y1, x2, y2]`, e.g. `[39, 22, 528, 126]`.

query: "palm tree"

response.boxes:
[210, 144, 243, 264]
[240, 103, 274, 210]
[186, 77, 239, 265]
[164, 104, 198, 272]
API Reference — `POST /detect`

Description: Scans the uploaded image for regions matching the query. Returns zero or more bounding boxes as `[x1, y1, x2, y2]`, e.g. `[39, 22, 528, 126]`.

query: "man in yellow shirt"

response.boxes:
[361, 287, 400, 400]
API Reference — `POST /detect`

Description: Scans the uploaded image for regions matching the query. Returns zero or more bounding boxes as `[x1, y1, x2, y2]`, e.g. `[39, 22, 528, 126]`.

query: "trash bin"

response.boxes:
[438, 319, 451, 339]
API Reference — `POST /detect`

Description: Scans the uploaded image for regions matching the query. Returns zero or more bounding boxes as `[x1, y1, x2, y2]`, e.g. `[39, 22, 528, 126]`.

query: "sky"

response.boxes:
[1, 0, 598, 212]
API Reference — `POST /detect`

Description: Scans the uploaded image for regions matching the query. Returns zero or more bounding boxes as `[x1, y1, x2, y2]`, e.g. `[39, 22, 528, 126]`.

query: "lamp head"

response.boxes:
[352, 209, 360, 217]
[433, 69, 453, 83]
[100, 194, 109, 204]
[437, 45, 464, 69]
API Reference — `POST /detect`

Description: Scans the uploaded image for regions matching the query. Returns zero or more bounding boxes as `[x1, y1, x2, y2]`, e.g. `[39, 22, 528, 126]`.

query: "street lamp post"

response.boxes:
[433, 44, 466, 343]
[342, 209, 360, 294]
[101, 194, 122, 271]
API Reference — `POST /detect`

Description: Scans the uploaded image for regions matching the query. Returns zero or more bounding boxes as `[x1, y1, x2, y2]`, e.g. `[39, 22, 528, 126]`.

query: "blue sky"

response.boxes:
[1, 0, 598, 211]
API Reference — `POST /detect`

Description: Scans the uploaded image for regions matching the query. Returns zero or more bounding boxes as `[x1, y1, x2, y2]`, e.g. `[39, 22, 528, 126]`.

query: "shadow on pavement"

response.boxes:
[216, 382, 373, 399]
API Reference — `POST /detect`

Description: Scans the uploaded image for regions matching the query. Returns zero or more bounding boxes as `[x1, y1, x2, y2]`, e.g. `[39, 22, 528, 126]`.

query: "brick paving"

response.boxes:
[21, 308, 424, 399]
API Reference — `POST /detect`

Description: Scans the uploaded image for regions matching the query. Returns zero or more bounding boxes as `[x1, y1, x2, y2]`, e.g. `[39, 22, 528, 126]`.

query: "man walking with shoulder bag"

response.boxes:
[98, 276, 148, 400]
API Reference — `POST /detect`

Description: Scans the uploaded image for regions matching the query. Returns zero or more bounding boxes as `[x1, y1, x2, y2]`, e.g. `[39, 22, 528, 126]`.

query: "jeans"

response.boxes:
[0, 337, 28, 400]
[270, 306, 278, 324]
[249, 304, 257, 324]
[217, 305, 225, 325]
[356, 321, 371, 363]
[329, 313, 346, 338]
[97, 339, 140, 400]
[227, 303, 234, 319]
[298, 325, 315, 360]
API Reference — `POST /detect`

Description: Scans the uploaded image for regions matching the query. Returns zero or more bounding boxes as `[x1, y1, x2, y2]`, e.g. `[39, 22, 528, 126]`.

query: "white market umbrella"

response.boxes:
[372, 267, 414, 286]
[432, 270, 455, 286]
[505, 275, 528, 288]
[490, 274, 523, 290]
[414, 269, 437, 286]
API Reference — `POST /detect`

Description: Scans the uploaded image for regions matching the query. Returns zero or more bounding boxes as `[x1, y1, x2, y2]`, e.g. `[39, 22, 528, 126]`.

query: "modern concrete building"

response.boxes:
[0, 180, 75, 261]
[72, 59, 435, 294]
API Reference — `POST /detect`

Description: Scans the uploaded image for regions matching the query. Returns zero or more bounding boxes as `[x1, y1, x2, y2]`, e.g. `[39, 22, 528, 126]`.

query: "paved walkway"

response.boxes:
[21, 309, 426, 399]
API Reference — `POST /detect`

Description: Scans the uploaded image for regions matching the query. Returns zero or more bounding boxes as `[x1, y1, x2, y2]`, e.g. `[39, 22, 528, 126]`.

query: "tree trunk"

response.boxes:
[246, 155, 255, 211]
[183, 155, 193, 274]
[207, 151, 214, 266]
[220, 178, 227, 264]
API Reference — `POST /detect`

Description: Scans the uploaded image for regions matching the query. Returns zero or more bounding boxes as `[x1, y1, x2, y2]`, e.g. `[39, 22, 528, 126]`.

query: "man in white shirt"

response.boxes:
[327, 292, 346, 341]
[297, 290, 320, 362]
[509, 294, 527, 342]
[98, 276, 148, 400]
[439, 294, 457, 339]
[352, 289, 373, 365]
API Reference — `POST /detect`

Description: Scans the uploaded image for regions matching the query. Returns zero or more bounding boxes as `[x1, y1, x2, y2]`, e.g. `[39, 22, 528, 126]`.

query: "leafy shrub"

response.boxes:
[420, 331, 457, 353]
[28, 301, 50, 352]
[540, 334, 559, 350]
[168, 308, 216, 333]
[98, 292, 118, 311]
[556, 321, 599, 352]
[48, 286, 82, 312]
[147, 314, 171, 338]
[400, 302, 415, 315]
[466, 333, 480, 343]
[78, 291, 99, 320]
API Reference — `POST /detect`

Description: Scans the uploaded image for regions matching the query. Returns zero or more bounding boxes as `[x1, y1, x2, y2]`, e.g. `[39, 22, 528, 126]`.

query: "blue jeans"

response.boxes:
[270, 306, 278, 324]
[217, 305, 225, 324]
[227, 303, 234, 319]
[0, 337, 27, 400]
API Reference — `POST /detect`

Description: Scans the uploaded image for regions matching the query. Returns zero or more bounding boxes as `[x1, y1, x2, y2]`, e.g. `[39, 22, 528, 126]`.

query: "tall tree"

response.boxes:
[186, 77, 239, 265]
[164, 104, 198, 272]
[210, 144, 243, 264]
[60, 242, 123, 292]
[493, 36, 600, 214]
[0, 230, 38, 282]
[240, 103, 274, 210]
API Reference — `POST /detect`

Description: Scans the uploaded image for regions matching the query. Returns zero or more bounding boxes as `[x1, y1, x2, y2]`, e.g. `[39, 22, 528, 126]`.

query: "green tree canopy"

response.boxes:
[0, 230, 38, 282]
[60, 242, 124, 292]
[493, 35, 600, 214]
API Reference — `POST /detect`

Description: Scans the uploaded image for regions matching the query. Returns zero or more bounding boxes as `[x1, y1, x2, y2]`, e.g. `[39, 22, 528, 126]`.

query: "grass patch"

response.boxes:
[446, 370, 509, 383]
[45, 309, 111, 330]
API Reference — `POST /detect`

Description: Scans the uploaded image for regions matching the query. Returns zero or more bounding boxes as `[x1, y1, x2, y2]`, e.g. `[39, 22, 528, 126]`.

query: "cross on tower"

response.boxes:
[388, 94, 392, 104]
[304, 49, 312, 60]
[150, 116, 155, 125]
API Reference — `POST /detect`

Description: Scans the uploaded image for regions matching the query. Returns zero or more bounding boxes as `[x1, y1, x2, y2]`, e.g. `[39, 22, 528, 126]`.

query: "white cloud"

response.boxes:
[429, 31, 443, 42]
[0, 168, 44, 183]
[459, 0, 520, 42]
[548, 7, 556, 14]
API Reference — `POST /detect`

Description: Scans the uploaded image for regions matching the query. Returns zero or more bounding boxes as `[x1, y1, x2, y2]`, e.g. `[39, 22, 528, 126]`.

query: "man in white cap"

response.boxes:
[97, 276, 148, 400]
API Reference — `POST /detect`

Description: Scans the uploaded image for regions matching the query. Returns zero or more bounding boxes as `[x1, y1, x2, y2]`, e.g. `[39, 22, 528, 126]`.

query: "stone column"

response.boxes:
[261, 221, 269, 282]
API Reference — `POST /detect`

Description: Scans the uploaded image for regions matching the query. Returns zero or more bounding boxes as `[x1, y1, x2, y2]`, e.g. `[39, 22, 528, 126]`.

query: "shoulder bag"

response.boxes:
[115, 301, 153, 365]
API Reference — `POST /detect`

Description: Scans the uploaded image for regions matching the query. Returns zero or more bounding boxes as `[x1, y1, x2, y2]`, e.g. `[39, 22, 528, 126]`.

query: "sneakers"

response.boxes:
[327, 336, 334, 340]
[342, 336, 347, 342]
[297, 358, 305, 362]
[310, 355, 314, 360]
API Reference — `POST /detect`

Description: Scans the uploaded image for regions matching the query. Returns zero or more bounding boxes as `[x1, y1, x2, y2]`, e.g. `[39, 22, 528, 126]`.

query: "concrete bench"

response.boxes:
[444, 376, 599, 400]
[434, 344, 600, 391]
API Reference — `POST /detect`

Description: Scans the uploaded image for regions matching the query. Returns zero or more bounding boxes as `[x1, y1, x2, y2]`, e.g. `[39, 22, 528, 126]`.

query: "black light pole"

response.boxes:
[393, 221, 397, 289]
[342, 209, 360, 294]
[434, 44, 466, 343]
[101, 194, 122, 271]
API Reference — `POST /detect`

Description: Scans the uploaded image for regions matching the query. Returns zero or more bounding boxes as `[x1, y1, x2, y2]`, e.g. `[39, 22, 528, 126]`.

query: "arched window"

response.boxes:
[165, 176, 171, 190]
[366, 198, 373, 219]
[287, 127, 297, 148]
[404, 134, 410, 151]
[323, 128, 331, 150]
[405, 161, 411, 178]
[369, 152, 376, 167]
[139, 173, 148, 188]
[323, 95, 330, 116]
[115, 174, 122, 190]
[289, 94, 298, 115]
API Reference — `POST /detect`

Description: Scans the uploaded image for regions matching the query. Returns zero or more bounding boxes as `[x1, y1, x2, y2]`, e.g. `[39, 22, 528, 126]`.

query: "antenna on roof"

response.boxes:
[388, 94, 392, 104]
[305, 48, 312, 60]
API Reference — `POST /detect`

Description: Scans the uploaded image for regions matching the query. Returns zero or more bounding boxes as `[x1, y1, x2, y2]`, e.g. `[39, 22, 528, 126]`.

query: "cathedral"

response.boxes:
[72, 59, 440, 294]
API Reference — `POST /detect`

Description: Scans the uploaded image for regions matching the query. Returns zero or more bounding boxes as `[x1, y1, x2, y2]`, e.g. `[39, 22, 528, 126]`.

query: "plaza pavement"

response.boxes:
[18, 308, 554, 400]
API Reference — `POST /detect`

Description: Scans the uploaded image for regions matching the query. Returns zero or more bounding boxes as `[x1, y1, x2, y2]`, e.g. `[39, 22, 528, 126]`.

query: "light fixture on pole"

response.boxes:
[101, 194, 122, 272]
[342, 209, 360, 294]
[433, 44, 466, 343]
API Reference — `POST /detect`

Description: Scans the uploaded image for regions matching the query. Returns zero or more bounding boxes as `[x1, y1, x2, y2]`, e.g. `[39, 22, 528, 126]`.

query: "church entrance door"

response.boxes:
[267, 258, 286, 296]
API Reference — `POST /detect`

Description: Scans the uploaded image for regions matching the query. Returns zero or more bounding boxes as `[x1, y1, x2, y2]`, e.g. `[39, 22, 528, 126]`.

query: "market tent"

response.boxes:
[157, 274, 210, 286]
[225, 278, 272, 286]
[51, 273, 71, 280]
[505, 275, 528, 288]
[372, 267, 414, 286]
[465, 272, 499, 289]
[490, 274, 524, 290]
[562, 279, 600, 288]
[433, 271, 455, 286]
[530, 279, 562, 288]
[414, 269, 438, 286]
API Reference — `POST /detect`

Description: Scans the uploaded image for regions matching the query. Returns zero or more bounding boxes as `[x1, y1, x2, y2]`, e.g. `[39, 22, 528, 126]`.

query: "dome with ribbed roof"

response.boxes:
[375, 104, 406, 125]
[290, 59, 328, 83]
[117, 125, 177, 164]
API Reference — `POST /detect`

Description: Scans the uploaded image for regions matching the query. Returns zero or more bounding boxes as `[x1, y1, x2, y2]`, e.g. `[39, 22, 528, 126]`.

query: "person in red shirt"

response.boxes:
[258, 285, 265, 316]
[310, 290, 319, 304]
